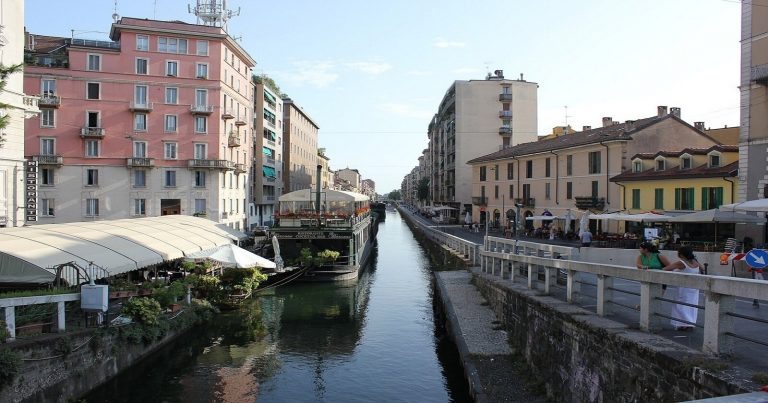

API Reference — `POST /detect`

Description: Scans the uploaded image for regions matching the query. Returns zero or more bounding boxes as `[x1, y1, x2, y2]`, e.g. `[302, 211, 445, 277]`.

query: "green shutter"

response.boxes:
[714, 187, 724, 208]
[632, 189, 640, 209]
[655, 188, 664, 210]
[688, 188, 695, 210]
[701, 187, 709, 210]
[675, 188, 681, 210]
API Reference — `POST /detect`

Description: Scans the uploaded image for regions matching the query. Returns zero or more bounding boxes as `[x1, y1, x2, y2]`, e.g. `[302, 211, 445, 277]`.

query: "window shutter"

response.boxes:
[674, 188, 681, 210]
[714, 187, 723, 207]
[688, 188, 695, 209]
[701, 187, 709, 210]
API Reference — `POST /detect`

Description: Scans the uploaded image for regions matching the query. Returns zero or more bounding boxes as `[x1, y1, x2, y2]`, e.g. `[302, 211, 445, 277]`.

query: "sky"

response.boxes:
[25, 0, 742, 194]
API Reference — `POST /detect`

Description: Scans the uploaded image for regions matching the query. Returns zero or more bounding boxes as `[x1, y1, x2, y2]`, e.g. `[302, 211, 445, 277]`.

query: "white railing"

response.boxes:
[478, 235, 768, 355]
[1, 293, 80, 341]
[399, 207, 481, 265]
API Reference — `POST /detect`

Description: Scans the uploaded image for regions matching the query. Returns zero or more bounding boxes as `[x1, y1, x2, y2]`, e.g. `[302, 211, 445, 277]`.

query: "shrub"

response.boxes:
[0, 349, 21, 388]
[152, 281, 187, 308]
[122, 297, 162, 326]
[220, 267, 267, 294]
[0, 321, 8, 343]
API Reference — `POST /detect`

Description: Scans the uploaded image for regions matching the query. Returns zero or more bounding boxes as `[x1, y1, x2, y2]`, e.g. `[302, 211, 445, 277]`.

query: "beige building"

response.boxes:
[282, 97, 319, 192]
[249, 78, 283, 228]
[362, 178, 375, 199]
[317, 148, 333, 189]
[429, 70, 538, 215]
[336, 168, 361, 192]
[467, 107, 719, 232]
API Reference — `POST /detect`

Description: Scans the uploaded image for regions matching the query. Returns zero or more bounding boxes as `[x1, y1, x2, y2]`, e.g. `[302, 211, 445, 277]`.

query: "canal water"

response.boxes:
[85, 209, 472, 402]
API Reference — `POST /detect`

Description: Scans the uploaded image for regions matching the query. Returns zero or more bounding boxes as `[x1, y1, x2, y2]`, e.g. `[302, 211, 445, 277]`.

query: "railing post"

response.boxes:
[543, 265, 555, 295]
[509, 259, 516, 282]
[597, 274, 613, 316]
[4, 306, 15, 341]
[703, 292, 735, 355]
[56, 301, 66, 333]
[527, 262, 535, 289]
[639, 282, 664, 331]
[566, 269, 580, 303]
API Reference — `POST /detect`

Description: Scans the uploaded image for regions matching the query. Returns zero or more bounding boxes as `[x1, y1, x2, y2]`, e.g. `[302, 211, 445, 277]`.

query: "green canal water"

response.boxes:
[84, 209, 472, 402]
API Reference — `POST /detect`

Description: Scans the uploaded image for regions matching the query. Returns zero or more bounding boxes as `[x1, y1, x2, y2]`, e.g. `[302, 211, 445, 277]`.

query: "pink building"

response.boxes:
[24, 17, 254, 230]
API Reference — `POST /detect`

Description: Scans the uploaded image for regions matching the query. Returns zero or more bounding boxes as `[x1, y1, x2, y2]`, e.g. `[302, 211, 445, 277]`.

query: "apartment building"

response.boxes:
[282, 97, 319, 192]
[361, 179, 376, 199]
[429, 70, 538, 214]
[317, 148, 333, 189]
[24, 17, 255, 229]
[336, 168, 361, 192]
[467, 107, 719, 232]
[0, 1, 39, 228]
[249, 78, 283, 228]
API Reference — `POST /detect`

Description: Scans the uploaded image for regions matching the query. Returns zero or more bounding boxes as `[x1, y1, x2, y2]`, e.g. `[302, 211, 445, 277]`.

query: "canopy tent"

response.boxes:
[667, 209, 766, 224]
[526, 215, 557, 221]
[279, 188, 369, 203]
[186, 244, 276, 269]
[589, 212, 671, 222]
[720, 199, 768, 213]
[0, 215, 237, 285]
[215, 223, 249, 242]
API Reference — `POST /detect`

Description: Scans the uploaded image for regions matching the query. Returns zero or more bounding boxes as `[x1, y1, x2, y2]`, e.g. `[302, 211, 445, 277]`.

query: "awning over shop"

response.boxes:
[262, 165, 276, 178]
[0, 215, 237, 285]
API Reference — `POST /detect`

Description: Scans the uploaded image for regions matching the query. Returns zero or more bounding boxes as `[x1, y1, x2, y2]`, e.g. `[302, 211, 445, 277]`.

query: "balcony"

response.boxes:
[221, 108, 234, 120]
[187, 159, 235, 170]
[80, 127, 105, 138]
[190, 104, 214, 115]
[265, 120, 275, 129]
[514, 198, 535, 208]
[235, 118, 247, 126]
[228, 135, 241, 147]
[264, 156, 275, 166]
[234, 163, 247, 174]
[38, 95, 61, 108]
[126, 157, 155, 167]
[499, 93, 513, 101]
[752, 64, 768, 86]
[499, 110, 512, 118]
[129, 101, 153, 112]
[472, 196, 488, 206]
[574, 196, 606, 210]
[499, 126, 513, 135]
[33, 155, 63, 166]
[264, 176, 276, 183]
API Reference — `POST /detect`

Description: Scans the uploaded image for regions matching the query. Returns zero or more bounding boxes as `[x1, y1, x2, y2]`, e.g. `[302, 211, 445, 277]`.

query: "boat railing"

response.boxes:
[276, 212, 370, 229]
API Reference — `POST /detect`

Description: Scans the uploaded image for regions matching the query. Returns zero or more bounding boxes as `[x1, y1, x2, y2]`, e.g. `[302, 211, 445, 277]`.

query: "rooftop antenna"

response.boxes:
[564, 105, 572, 131]
[188, 0, 240, 31]
[112, 0, 120, 23]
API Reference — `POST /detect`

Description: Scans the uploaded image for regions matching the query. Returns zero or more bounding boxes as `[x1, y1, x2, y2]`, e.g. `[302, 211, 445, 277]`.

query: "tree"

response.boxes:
[0, 64, 22, 147]
[388, 190, 401, 200]
[417, 178, 430, 203]
[252, 74, 281, 95]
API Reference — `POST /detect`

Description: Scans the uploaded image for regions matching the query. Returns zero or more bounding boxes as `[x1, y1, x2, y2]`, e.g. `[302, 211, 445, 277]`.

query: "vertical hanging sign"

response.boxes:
[25, 159, 38, 222]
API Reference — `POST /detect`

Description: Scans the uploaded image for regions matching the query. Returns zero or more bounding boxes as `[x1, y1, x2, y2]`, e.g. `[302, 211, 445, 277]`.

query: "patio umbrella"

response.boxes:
[464, 211, 472, 225]
[272, 235, 284, 272]
[579, 211, 590, 236]
[622, 212, 672, 223]
[187, 243, 276, 269]
[562, 210, 575, 232]
[720, 199, 768, 212]
[668, 208, 766, 244]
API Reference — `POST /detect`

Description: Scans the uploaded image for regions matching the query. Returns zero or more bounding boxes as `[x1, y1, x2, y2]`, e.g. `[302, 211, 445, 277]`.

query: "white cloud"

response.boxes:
[378, 103, 434, 120]
[280, 61, 339, 88]
[346, 61, 392, 75]
[434, 37, 466, 48]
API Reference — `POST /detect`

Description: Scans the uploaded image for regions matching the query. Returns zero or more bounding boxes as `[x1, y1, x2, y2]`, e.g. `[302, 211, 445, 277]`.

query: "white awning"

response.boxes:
[279, 188, 369, 203]
[0, 215, 237, 284]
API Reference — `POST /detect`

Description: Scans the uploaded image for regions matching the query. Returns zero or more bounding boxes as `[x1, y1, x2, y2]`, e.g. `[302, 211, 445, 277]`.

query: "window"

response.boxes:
[195, 171, 206, 187]
[194, 143, 207, 159]
[196, 40, 209, 56]
[86, 198, 99, 216]
[86, 169, 99, 186]
[196, 63, 208, 79]
[545, 182, 551, 199]
[656, 158, 666, 171]
[479, 166, 486, 181]
[41, 199, 54, 216]
[506, 163, 514, 180]
[166, 61, 178, 76]
[164, 142, 177, 159]
[195, 199, 206, 214]
[588, 151, 601, 174]
[493, 165, 499, 180]
[133, 199, 146, 216]
[674, 187, 695, 210]
[701, 187, 724, 209]
[86, 82, 100, 100]
[566, 182, 573, 199]
[41, 109, 54, 127]
[591, 181, 599, 198]
[134, 113, 147, 131]
[87, 54, 101, 71]
[136, 35, 149, 51]
[135, 58, 148, 75]
[164, 170, 177, 187]
[41, 168, 54, 185]
[631, 189, 641, 209]
[85, 140, 99, 157]
[509, 184, 514, 199]
[158, 37, 187, 54]
[135, 85, 148, 105]
[681, 156, 691, 170]
[41, 79, 56, 96]
[195, 89, 208, 106]
[494, 185, 499, 199]
[522, 184, 531, 200]
[133, 142, 147, 158]
[633, 160, 643, 173]
[526, 160, 533, 178]
[194, 116, 207, 133]
[709, 153, 721, 167]
[654, 188, 664, 210]
[133, 170, 146, 187]
[41, 138, 55, 155]
[566, 155, 573, 176]
[164, 115, 177, 132]
[86, 111, 99, 128]
[545, 158, 551, 177]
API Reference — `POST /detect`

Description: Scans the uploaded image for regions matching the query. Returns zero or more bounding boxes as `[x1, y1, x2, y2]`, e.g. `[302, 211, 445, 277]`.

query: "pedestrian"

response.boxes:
[636, 241, 671, 271]
[662, 246, 701, 331]
[672, 231, 680, 244]
[580, 228, 592, 247]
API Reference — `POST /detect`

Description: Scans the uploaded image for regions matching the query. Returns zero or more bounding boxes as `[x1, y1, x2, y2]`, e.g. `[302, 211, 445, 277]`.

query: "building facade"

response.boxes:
[429, 70, 538, 214]
[317, 148, 333, 189]
[361, 178, 375, 199]
[282, 97, 319, 192]
[335, 168, 361, 192]
[24, 17, 255, 229]
[249, 78, 283, 228]
[0, 1, 38, 228]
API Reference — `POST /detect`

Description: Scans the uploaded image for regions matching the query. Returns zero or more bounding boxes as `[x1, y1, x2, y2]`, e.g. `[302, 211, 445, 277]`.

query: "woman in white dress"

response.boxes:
[663, 246, 701, 331]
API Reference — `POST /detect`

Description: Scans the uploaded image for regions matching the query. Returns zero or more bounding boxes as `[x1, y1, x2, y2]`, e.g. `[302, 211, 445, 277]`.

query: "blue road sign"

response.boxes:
[744, 249, 768, 269]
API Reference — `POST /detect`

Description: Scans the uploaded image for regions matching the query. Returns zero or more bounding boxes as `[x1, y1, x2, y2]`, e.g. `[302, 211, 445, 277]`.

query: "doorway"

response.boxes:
[161, 199, 181, 215]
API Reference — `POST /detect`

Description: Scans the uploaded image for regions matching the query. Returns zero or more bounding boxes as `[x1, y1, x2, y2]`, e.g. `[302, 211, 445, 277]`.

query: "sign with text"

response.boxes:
[274, 231, 352, 240]
[25, 160, 37, 222]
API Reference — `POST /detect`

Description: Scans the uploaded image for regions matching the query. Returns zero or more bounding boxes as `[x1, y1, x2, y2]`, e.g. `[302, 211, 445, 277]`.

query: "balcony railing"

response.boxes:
[235, 119, 247, 126]
[472, 196, 488, 206]
[126, 157, 154, 167]
[499, 126, 513, 135]
[264, 176, 276, 183]
[190, 104, 214, 114]
[234, 163, 246, 174]
[187, 159, 235, 170]
[264, 157, 275, 165]
[80, 127, 105, 138]
[33, 155, 63, 165]
[499, 110, 512, 118]
[514, 198, 536, 208]
[499, 93, 513, 101]
[574, 196, 606, 210]
[129, 101, 153, 112]
[221, 109, 234, 119]
[266, 119, 275, 129]
[228, 135, 241, 147]
[38, 95, 61, 107]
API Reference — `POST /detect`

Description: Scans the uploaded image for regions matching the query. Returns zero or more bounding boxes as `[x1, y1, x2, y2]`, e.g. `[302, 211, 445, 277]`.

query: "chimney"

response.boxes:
[670, 107, 681, 118]
[657, 106, 667, 117]
[519, 73, 524, 81]
[625, 120, 635, 131]
[582, 125, 592, 131]
[602, 117, 613, 127]
[694, 122, 705, 131]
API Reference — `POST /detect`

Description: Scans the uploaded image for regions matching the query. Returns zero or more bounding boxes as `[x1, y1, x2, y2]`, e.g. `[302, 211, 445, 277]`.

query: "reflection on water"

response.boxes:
[85, 209, 470, 403]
